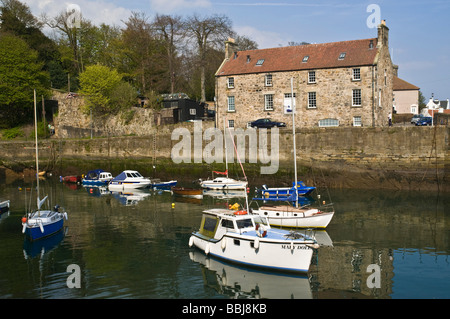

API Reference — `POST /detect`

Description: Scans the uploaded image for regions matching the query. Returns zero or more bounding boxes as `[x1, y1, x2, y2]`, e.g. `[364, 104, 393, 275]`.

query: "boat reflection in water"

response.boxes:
[110, 189, 151, 206]
[189, 250, 312, 299]
[23, 228, 65, 259]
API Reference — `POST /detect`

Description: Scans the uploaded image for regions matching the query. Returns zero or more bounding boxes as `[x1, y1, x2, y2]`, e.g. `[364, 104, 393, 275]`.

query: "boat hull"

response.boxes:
[108, 181, 151, 190]
[201, 178, 248, 190]
[24, 217, 64, 241]
[172, 187, 202, 198]
[253, 208, 334, 229]
[151, 180, 177, 190]
[190, 232, 314, 273]
[82, 179, 109, 186]
[261, 187, 315, 197]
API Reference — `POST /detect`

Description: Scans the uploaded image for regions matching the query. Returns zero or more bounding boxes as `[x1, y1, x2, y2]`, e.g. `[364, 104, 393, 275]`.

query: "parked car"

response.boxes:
[415, 117, 432, 126]
[250, 118, 286, 128]
[411, 114, 425, 124]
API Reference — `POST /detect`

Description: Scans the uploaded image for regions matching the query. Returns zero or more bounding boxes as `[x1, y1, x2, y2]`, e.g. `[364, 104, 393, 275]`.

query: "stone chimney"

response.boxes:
[377, 19, 389, 48]
[225, 38, 237, 60]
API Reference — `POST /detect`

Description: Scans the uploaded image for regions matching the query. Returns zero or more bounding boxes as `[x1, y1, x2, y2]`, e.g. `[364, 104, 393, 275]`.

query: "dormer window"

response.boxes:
[338, 52, 346, 60]
[302, 56, 309, 63]
[256, 59, 265, 66]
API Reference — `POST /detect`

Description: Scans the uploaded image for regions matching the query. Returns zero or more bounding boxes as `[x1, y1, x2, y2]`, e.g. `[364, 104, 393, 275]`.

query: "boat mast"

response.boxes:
[34, 89, 41, 216]
[223, 118, 228, 178]
[291, 78, 298, 207]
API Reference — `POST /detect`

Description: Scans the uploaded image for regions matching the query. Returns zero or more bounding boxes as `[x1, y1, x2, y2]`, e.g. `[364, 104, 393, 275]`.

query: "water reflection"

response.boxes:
[0, 177, 448, 299]
[189, 250, 312, 299]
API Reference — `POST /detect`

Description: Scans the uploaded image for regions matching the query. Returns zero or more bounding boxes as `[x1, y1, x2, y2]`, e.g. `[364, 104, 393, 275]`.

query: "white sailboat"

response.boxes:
[200, 120, 248, 190]
[252, 78, 335, 228]
[22, 90, 68, 241]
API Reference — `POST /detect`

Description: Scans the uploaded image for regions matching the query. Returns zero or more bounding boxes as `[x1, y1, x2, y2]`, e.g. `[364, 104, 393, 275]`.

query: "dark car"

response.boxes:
[415, 117, 432, 126]
[411, 114, 425, 124]
[250, 118, 286, 128]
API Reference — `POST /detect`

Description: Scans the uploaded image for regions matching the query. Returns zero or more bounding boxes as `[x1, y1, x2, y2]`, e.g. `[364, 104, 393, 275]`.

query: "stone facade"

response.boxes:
[215, 22, 393, 130]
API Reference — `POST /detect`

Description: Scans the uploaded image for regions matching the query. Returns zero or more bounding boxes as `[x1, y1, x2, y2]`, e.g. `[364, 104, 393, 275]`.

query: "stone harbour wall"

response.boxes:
[1, 125, 448, 192]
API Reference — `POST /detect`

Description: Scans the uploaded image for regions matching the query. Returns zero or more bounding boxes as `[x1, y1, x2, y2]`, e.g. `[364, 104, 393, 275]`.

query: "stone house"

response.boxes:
[215, 21, 394, 129]
[393, 76, 420, 114]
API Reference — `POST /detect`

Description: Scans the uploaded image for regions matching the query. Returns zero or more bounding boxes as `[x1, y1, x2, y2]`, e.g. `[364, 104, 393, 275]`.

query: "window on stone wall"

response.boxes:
[228, 120, 235, 128]
[228, 96, 235, 112]
[353, 116, 362, 126]
[352, 89, 362, 106]
[308, 71, 316, 83]
[319, 118, 339, 127]
[308, 92, 317, 108]
[264, 94, 274, 111]
[353, 68, 361, 81]
[265, 74, 273, 86]
[227, 77, 234, 88]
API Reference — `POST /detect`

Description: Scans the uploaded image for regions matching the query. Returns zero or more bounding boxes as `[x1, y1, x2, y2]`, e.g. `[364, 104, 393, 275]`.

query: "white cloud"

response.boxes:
[149, 0, 211, 14]
[22, 0, 132, 26]
[235, 25, 288, 49]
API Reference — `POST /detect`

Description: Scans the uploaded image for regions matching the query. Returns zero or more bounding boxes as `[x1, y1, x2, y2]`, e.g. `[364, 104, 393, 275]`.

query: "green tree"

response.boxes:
[0, 34, 49, 127]
[79, 64, 123, 116]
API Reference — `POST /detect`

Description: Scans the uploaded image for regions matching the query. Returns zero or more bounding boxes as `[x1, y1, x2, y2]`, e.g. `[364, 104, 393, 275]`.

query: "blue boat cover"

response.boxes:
[111, 171, 127, 181]
[85, 169, 104, 180]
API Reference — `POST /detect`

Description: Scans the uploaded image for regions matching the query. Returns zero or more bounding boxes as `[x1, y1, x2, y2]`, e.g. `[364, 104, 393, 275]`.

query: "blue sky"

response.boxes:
[23, 0, 450, 100]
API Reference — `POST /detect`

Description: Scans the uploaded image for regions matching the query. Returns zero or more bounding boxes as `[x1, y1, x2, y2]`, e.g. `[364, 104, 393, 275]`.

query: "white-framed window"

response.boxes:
[302, 55, 309, 63]
[228, 120, 234, 128]
[353, 68, 361, 81]
[353, 116, 362, 127]
[308, 71, 316, 84]
[308, 92, 317, 108]
[319, 118, 339, 127]
[189, 108, 196, 115]
[256, 59, 264, 66]
[265, 74, 273, 86]
[284, 93, 296, 114]
[227, 77, 234, 88]
[352, 89, 362, 106]
[264, 94, 274, 111]
[227, 96, 235, 112]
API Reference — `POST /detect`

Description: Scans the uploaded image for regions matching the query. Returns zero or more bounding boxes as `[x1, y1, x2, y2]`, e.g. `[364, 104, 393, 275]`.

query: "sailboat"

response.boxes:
[22, 90, 68, 241]
[252, 79, 334, 228]
[200, 120, 248, 190]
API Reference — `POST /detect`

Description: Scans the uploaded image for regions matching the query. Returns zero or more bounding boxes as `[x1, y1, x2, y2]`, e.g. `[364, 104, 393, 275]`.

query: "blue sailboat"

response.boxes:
[22, 90, 68, 241]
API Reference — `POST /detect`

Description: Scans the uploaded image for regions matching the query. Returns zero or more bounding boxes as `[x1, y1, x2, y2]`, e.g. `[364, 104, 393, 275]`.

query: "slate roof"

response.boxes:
[217, 38, 380, 77]
[393, 76, 420, 91]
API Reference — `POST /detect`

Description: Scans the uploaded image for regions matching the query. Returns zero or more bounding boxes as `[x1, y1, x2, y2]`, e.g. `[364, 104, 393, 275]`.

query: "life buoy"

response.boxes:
[233, 210, 247, 215]
[256, 224, 267, 238]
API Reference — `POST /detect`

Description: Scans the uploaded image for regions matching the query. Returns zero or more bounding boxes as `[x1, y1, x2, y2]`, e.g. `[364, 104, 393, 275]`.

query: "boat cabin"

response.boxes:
[198, 209, 270, 241]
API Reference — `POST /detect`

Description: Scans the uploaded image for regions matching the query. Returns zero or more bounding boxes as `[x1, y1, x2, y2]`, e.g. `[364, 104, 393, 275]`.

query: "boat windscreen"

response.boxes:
[236, 218, 253, 229]
[199, 215, 218, 238]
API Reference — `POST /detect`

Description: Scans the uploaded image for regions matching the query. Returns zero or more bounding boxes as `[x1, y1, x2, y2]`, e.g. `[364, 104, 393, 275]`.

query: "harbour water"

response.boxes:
[0, 177, 448, 300]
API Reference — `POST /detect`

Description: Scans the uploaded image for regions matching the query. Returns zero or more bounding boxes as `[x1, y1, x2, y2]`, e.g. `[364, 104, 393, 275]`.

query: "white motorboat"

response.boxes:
[189, 208, 318, 273]
[200, 177, 248, 190]
[108, 170, 151, 190]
